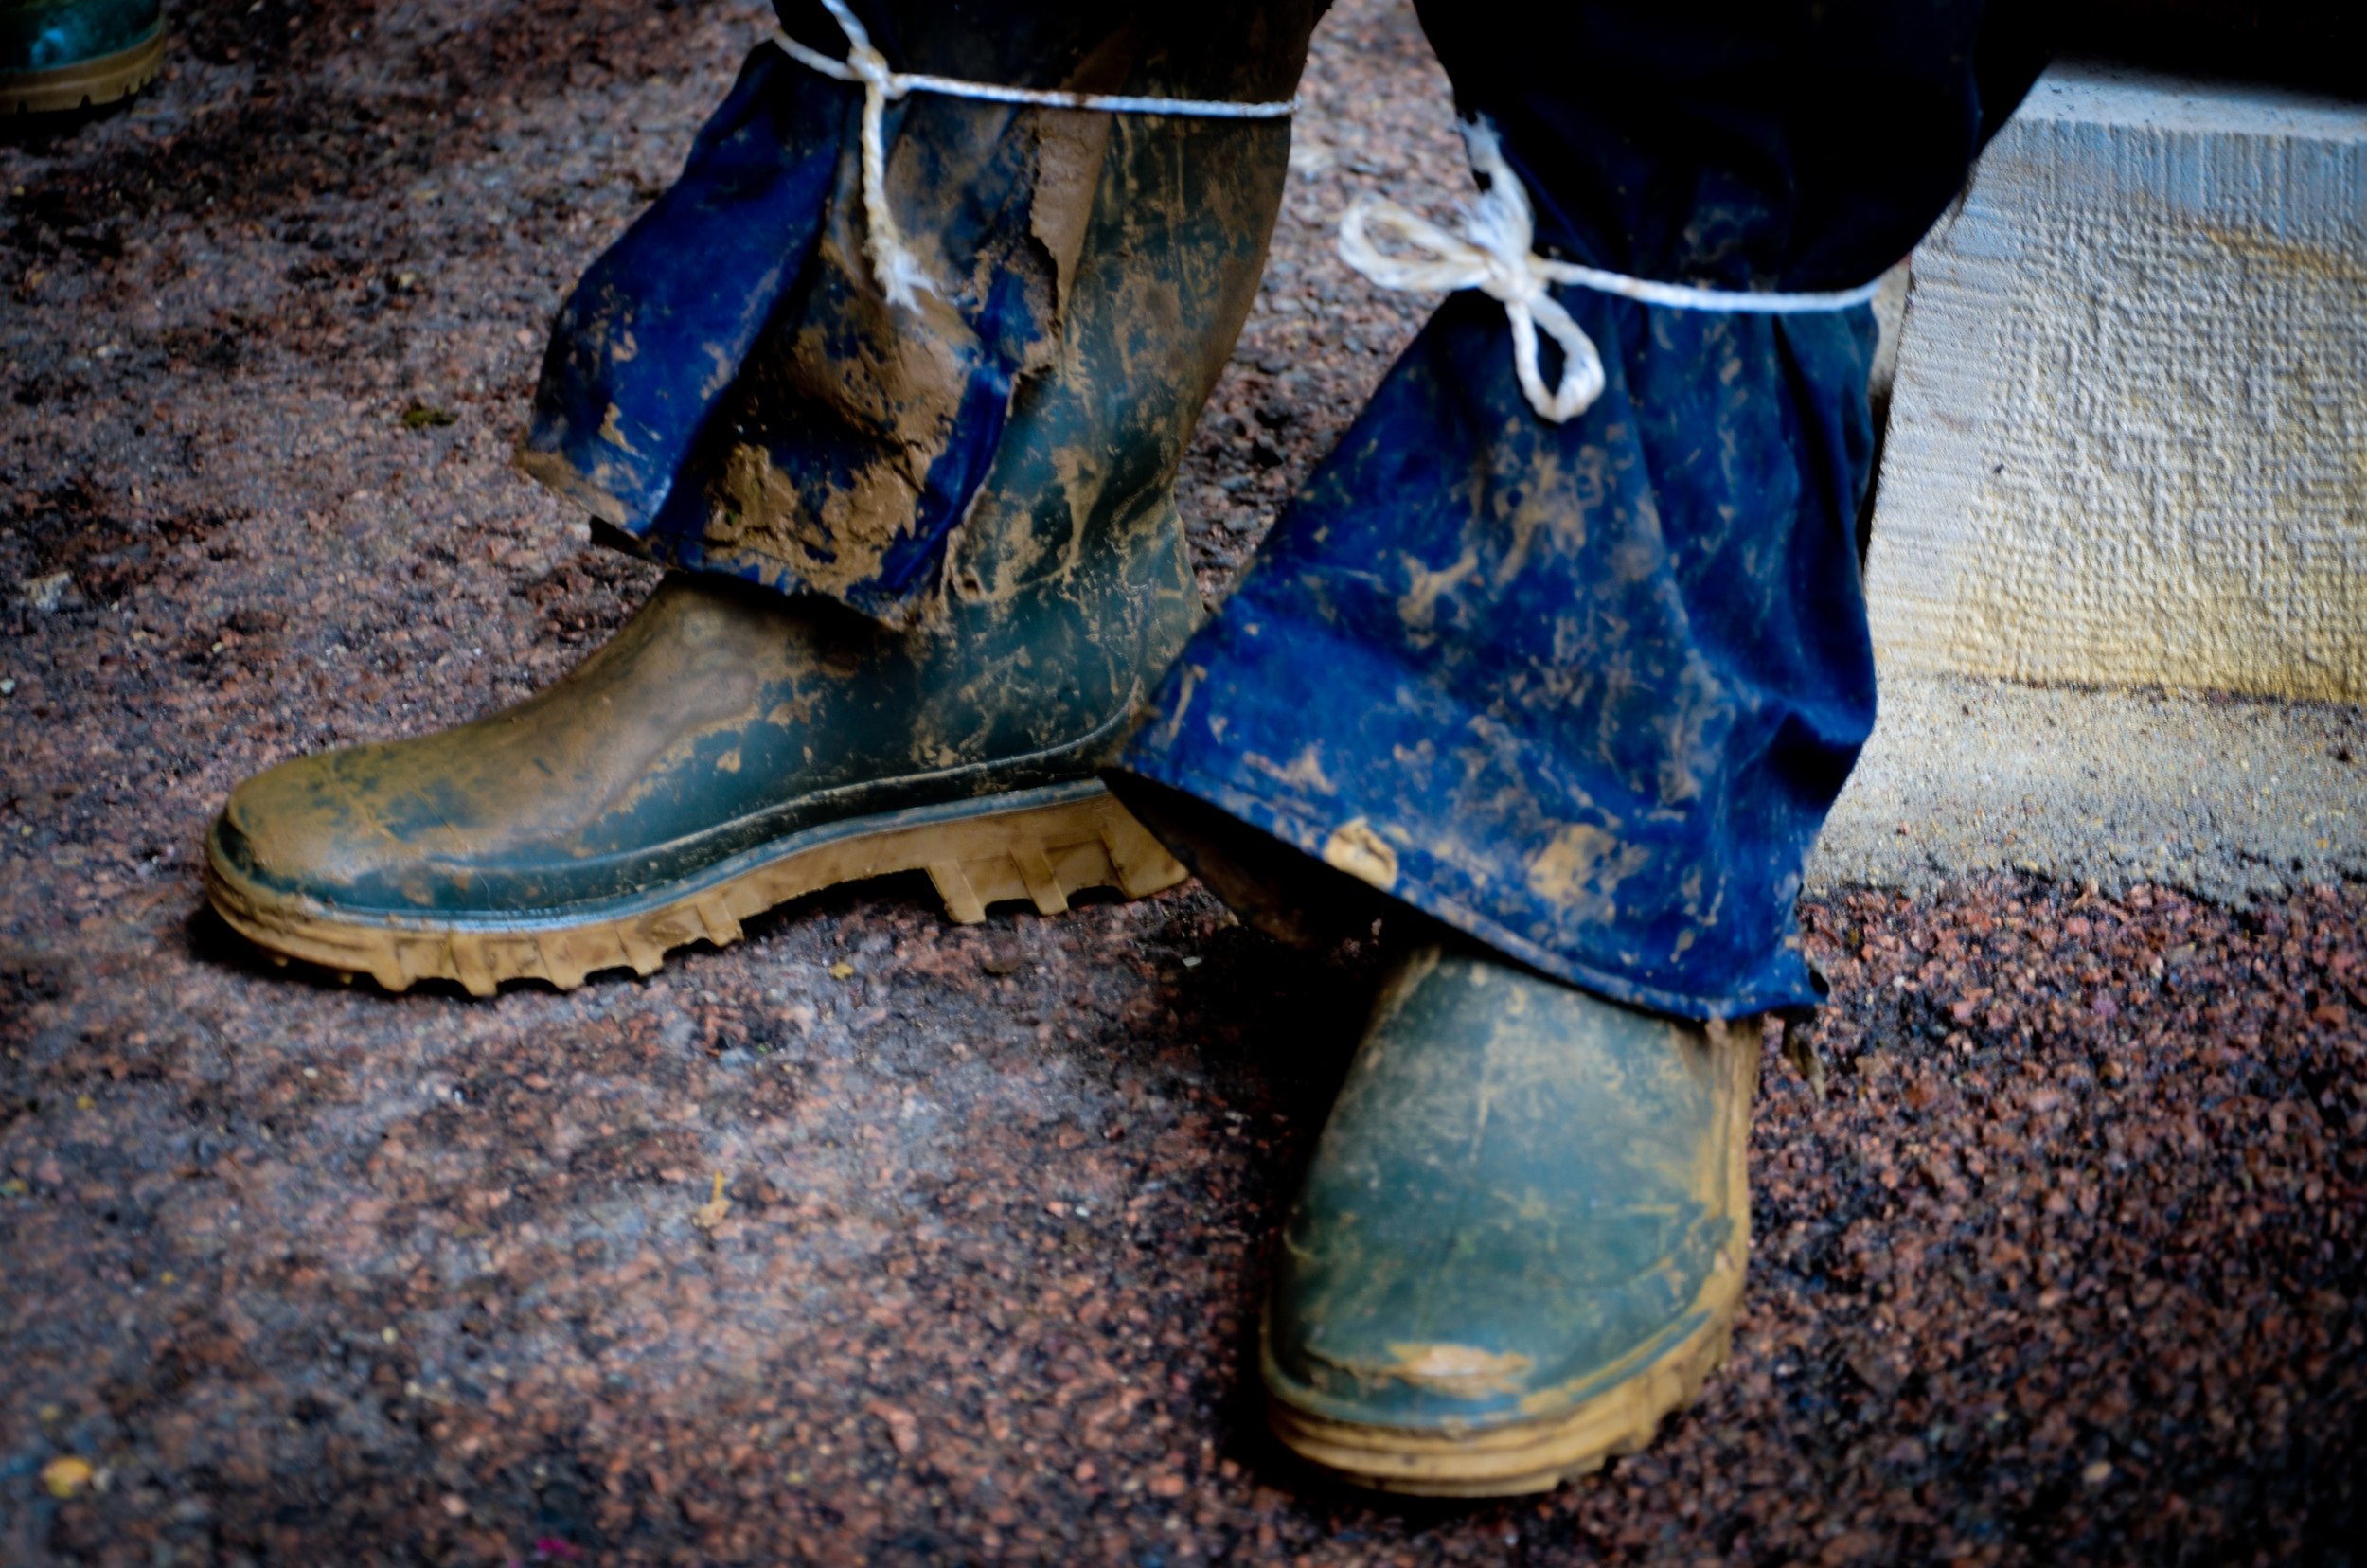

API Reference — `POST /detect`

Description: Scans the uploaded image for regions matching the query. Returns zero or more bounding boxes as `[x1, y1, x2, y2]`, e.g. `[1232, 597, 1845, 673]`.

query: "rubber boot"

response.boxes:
[2, 0, 162, 115]
[1102, 772, 1394, 951]
[205, 24, 1302, 996]
[1263, 939, 1759, 1496]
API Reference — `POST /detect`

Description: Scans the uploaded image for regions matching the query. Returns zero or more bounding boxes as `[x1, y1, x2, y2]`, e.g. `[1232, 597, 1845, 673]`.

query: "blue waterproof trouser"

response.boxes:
[1123, 3, 2045, 1017]
[524, 0, 2046, 1020]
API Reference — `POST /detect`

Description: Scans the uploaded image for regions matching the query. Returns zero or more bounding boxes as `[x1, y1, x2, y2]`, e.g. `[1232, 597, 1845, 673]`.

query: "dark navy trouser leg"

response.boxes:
[1120, 2, 2046, 1017]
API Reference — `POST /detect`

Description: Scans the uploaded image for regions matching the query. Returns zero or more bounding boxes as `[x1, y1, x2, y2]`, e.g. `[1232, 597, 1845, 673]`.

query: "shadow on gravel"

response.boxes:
[0, 100, 143, 152]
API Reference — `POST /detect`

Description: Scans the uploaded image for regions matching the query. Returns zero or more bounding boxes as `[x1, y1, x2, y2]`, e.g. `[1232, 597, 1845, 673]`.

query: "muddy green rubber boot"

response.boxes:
[1263, 941, 1760, 1496]
[2, 0, 162, 115]
[204, 31, 1303, 996]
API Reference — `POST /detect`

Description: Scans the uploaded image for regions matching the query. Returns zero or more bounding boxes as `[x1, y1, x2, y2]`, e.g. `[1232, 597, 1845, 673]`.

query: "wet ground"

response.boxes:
[3, 2, 2364, 1563]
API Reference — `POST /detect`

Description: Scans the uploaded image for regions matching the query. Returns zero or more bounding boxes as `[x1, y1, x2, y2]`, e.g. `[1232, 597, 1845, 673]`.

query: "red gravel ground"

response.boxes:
[4, 3, 2364, 1564]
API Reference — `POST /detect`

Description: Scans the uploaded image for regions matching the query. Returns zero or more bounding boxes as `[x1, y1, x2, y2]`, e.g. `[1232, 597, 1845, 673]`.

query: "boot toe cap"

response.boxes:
[209, 748, 425, 908]
[1262, 945, 1755, 1440]
[1265, 1206, 1736, 1431]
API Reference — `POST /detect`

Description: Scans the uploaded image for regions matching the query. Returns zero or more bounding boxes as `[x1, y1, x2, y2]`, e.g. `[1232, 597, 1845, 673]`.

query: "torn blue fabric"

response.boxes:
[519, 0, 1257, 625]
[517, 3, 1077, 623]
[520, 43, 851, 531]
[633, 248, 1050, 620]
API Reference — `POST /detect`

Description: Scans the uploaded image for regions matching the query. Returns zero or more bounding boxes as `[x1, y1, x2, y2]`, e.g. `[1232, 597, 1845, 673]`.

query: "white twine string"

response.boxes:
[1339, 118, 1886, 422]
[773, 0, 1295, 309]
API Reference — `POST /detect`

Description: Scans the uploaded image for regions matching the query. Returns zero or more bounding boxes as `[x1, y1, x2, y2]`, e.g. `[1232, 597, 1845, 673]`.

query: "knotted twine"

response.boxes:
[1338, 118, 1887, 422]
[772, 0, 1295, 309]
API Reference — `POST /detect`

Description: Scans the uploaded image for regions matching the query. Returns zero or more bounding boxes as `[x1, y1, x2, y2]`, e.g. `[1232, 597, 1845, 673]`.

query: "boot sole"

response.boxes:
[4, 28, 165, 115]
[1264, 1265, 1741, 1498]
[204, 779, 1186, 996]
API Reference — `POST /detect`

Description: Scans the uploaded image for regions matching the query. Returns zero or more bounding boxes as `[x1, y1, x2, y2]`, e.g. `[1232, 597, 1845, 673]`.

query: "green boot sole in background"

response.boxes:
[3, 0, 162, 115]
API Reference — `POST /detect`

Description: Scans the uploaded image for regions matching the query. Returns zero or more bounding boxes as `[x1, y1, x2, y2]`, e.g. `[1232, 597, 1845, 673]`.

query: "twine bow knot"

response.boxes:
[1339, 117, 1891, 424]
[1339, 119, 1603, 421]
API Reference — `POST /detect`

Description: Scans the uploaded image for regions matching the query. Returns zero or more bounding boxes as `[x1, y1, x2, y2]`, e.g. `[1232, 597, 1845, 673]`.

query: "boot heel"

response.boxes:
[922, 789, 1186, 923]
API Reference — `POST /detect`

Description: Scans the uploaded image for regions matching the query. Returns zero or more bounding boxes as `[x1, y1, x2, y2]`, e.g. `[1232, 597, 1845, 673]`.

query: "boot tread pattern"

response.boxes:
[5, 29, 165, 116]
[205, 787, 1185, 997]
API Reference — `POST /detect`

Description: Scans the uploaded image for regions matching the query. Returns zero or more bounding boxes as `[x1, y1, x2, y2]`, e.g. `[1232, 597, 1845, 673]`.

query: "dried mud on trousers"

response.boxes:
[2, 1, 2362, 1563]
